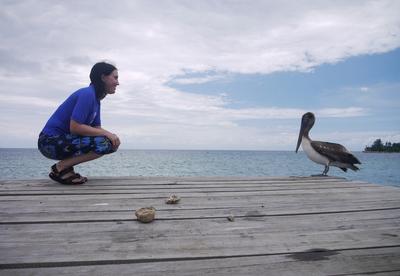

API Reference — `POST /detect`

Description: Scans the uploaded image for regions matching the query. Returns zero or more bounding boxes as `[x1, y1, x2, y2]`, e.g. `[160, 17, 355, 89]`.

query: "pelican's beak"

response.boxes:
[295, 120, 306, 153]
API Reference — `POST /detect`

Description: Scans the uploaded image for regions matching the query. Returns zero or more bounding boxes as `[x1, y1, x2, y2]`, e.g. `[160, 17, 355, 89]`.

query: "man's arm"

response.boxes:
[70, 120, 120, 149]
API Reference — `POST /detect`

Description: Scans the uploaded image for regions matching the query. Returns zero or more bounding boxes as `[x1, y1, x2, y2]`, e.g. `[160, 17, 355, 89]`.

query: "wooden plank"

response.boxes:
[0, 176, 399, 275]
[1, 177, 371, 190]
[0, 184, 377, 195]
[1, 209, 399, 264]
[1, 187, 399, 219]
[1, 247, 399, 276]
[0, 175, 346, 184]
[1, 186, 399, 206]
[1, 199, 400, 223]
[1, 177, 345, 185]
[1, 185, 397, 202]
[0, 180, 376, 193]
[1, 198, 400, 223]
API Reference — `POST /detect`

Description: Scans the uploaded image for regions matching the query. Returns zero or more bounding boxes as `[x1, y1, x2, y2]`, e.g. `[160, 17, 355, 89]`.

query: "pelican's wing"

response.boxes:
[311, 141, 361, 164]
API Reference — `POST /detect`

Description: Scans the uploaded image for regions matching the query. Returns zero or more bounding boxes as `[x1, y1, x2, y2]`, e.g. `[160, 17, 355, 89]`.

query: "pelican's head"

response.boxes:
[295, 112, 315, 153]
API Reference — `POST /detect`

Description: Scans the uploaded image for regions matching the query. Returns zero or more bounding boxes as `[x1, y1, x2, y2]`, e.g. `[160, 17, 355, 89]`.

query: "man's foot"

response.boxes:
[49, 164, 86, 185]
[70, 167, 88, 183]
[55, 164, 88, 182]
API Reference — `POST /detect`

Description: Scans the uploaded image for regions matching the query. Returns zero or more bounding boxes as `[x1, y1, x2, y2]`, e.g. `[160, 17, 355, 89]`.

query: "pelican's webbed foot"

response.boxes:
[311, 165, 329, 177]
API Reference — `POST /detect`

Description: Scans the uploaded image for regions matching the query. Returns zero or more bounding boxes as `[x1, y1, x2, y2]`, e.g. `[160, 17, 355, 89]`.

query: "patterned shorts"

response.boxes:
[38, 132, 115, 160]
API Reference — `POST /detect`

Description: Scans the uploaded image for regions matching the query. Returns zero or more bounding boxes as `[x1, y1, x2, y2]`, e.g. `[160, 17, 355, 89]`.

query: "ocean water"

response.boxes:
[0, 148, 399, 187]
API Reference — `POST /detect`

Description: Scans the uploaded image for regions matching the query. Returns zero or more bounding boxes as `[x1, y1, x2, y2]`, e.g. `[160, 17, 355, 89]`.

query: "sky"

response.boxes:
[0, 0, 399, 151]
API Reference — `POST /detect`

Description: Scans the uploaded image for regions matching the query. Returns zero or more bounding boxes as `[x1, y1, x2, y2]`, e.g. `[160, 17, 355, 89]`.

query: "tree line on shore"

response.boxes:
[364, 139, 400, 152]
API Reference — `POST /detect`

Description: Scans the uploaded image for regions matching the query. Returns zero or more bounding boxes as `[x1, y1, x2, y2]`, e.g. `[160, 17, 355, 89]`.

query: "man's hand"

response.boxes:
[106, 133, 121, 150]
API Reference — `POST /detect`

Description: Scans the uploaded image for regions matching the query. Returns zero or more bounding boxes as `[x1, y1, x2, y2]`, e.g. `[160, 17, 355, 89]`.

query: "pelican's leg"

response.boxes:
[312, 165, 329, 177]
[322, 165, 329, 176]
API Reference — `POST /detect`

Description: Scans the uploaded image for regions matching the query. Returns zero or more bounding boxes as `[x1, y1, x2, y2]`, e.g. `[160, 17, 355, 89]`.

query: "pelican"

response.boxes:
[295, 112, 361, 176]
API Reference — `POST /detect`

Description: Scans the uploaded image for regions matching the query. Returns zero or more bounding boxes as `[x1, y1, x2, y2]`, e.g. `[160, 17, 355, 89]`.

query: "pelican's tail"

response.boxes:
[332, 161, 360, 173]
[349, 164, 360, 171]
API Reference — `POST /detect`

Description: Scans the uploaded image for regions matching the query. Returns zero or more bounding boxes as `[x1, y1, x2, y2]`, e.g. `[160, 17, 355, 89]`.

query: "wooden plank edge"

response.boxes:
[1, 244, 399, 270]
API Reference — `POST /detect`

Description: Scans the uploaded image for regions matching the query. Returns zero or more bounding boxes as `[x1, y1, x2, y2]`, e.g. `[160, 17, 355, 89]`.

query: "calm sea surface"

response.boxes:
[0, 148, 399, 187]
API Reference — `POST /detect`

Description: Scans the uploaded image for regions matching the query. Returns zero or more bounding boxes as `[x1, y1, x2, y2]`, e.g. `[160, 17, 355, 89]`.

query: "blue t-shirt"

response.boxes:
[42, 85, 101, 136]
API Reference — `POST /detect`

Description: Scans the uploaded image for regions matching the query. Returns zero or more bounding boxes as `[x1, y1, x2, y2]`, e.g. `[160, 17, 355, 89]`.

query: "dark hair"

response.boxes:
[90, 62, 117, 100]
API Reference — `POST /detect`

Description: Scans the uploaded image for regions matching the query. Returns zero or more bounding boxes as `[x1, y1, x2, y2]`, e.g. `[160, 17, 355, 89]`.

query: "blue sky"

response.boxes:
[169, 49, 400, 140]
[0, 0, 399, 150]
[170, 48, 400, 109]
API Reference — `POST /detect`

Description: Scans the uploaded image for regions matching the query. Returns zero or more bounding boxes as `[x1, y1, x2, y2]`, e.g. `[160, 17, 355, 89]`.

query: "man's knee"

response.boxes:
[94, 136, 116, 155]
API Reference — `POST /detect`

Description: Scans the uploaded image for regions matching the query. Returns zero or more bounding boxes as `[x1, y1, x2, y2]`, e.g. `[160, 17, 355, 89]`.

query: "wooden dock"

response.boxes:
[0, 176, 399, 275]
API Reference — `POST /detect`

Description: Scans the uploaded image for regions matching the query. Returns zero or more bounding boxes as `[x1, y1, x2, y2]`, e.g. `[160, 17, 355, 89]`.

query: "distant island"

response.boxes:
[364, 139, 400, 152]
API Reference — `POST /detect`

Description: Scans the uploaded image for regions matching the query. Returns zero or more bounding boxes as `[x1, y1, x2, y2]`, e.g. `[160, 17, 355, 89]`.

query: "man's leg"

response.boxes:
[55, 151, 103, 172]
[52, 152, 103, 182]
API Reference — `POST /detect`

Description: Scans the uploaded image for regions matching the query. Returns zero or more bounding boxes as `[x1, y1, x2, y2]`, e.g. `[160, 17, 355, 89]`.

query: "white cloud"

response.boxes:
[0, 95, 58, 108]
[2, 1, 399, 77]
[318, 107, 366, 118]
[171, 74, 228, 84]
